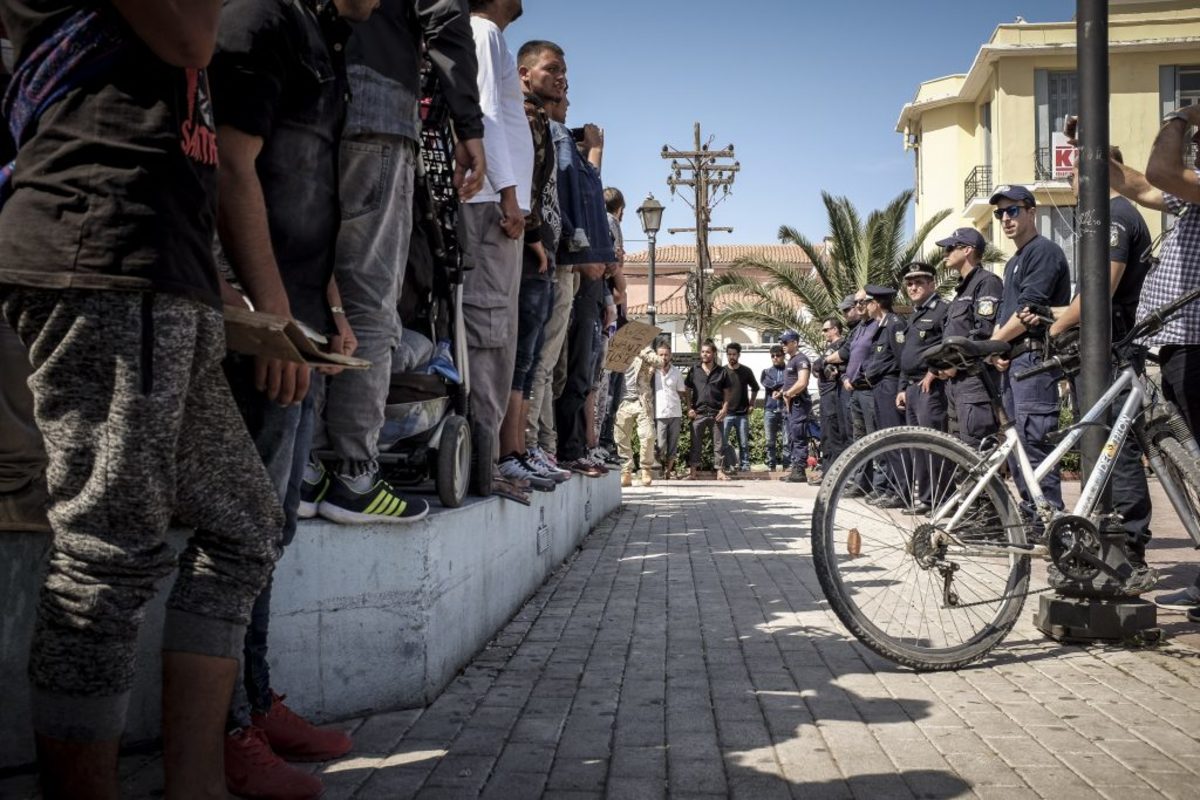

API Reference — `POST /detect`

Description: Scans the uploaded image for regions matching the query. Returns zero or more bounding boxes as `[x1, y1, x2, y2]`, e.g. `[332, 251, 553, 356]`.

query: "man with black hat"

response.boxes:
[777, 330, 812, 483]
[896, 262, 948, 513]
[935, 227, 1004, 449]
[988, 185, 1070, 517]
[860, 284, 907, 507]
[841, 288, 879, 497]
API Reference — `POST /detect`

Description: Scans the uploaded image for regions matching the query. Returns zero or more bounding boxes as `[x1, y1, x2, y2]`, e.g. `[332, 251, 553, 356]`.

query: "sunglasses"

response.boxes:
[821, 327, 836, 332]
[993, 205, 1028, 220]
[854, 300, 869, 307]
[943, 244, 962, 253]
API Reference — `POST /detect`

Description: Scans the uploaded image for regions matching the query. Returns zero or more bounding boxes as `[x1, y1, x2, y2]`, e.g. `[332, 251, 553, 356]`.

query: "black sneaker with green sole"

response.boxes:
[318, 477, 430, 524]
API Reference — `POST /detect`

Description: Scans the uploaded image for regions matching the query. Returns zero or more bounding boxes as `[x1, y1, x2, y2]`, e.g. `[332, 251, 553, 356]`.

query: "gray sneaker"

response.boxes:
[0, 479, 51, 533]
[1152, 585, 1200, 611]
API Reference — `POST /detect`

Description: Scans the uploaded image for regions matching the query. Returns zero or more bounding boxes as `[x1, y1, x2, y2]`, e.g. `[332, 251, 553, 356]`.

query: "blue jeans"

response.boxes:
[513, 276, 554, 398]
[763, 407, 788, 468]
[225, 359, 317, 725]
[1002, 351, 1063, 517]
[722, 413, 751, 470]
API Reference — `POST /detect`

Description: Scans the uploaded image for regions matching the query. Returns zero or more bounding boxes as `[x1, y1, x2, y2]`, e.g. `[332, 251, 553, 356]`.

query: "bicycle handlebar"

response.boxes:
[1014, 288, 1200, 381]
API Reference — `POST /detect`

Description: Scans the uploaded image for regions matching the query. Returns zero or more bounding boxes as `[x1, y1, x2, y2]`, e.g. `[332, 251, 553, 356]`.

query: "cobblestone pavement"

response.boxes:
[5, 478, 1200, 799]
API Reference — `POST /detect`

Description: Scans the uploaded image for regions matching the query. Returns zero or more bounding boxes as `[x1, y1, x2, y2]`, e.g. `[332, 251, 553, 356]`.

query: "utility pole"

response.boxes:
[662, 122, 739, 343]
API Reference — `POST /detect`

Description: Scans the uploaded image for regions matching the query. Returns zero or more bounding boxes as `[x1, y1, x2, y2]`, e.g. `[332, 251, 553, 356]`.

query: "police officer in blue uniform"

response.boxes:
[859, 285, 907, 507]
[935, 227, 1004, 450]
[988, 185, 1071, 517]
[896, 262, 948, 513]
[812, 317, 848, 470]
[778, 329, 812, 484]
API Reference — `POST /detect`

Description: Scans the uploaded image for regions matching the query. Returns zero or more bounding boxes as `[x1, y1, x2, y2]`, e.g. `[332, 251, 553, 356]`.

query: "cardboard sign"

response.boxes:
[1052, 131, 1075, 179]
[604, 320, 662, 371]
[224, 305, 371, 370]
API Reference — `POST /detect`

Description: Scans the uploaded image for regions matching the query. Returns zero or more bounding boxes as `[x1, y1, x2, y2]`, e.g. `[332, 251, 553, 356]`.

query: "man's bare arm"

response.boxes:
[110, 0, 221, 67]
[1110, 157, 1167, 212]
[1146, 111, 1200, 205]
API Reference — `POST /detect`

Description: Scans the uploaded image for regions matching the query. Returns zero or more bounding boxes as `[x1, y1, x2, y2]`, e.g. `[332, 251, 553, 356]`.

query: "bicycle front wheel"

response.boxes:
[811, 426, 1029, 670]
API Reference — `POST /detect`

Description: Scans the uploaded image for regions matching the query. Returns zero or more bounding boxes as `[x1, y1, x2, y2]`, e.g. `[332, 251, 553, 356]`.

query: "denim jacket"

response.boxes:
[550, 120, 615, 266]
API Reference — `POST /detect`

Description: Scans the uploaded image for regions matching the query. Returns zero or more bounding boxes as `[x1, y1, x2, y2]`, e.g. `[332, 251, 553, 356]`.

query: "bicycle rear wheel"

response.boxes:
[811, 426, 1029, 670]
[1157, 436, 1200, 542]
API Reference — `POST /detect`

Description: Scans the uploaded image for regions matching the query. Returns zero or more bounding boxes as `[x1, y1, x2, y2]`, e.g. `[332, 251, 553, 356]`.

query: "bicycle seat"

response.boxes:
[922, 336, 1010, 372]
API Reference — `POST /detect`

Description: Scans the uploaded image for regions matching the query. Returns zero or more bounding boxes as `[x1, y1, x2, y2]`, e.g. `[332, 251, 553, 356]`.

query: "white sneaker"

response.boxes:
[1152, 585, 1200, 611]
[528, 448, 570, 482]
[499, 454, 555, 492]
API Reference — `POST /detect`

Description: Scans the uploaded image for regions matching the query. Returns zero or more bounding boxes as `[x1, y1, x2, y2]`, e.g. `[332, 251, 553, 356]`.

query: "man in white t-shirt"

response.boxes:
[465, 0, 535, 501]
[652, 343, 687, 479]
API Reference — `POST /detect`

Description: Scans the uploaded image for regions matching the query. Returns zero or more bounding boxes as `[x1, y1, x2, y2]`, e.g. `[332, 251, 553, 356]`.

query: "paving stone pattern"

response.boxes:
[5, 479, 1200, 799]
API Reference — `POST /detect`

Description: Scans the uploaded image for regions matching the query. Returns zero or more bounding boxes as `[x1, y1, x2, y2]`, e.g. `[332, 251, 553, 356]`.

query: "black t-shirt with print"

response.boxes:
[1109, 195, 1153, 339]
[0, 3, 221, 308]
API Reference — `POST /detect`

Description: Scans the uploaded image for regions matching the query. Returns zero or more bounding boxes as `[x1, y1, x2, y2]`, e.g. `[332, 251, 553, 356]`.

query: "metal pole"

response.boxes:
[647, 230, 657, 328]
[1077, 0, 1111, 503]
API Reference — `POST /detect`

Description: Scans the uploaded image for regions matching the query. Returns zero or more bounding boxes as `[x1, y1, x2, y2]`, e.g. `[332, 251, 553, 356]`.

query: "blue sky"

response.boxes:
[507, 0, 1078, 251]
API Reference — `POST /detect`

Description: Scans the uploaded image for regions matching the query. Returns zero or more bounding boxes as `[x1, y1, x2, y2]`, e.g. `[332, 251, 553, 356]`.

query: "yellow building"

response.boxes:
[896, 0, 1200, 274]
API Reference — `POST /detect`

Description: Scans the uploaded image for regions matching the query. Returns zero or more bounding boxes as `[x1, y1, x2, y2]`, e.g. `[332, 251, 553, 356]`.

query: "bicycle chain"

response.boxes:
[949, 584, 1055, 610]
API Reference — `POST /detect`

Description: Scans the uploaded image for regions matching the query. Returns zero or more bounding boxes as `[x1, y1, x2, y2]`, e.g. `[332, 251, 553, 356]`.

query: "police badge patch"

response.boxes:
[896, 332, 906, 344]
[977, 298, 996, 317]
[1110, 223, 1120, 248]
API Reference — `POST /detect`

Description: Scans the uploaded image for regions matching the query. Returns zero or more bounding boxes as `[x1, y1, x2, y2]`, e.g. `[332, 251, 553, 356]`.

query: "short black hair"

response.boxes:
[701, 339, 717, 353]
[517, 39, 564, 67]
[770, 345, 784, 357]
[824, 318, 843, 333]
[604, 187, 625, 214]
[725, 342, 741, 353]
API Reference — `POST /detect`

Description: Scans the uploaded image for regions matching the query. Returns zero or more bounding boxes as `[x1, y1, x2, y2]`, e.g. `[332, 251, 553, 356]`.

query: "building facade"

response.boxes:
[896, 0, 1200, 273]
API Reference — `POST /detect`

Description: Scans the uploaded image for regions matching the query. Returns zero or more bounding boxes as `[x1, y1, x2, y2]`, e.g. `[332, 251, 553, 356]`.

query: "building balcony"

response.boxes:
[963, 164, 993, 207]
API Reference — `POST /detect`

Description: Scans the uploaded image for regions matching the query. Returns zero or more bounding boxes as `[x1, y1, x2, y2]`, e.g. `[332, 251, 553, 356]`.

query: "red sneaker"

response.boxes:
[224, 726, 323, 800]
[252, 692, 352, 762]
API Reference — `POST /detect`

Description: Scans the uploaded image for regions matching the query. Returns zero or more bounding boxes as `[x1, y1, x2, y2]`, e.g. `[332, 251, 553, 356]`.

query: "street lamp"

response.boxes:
[636, 194, 665, 327]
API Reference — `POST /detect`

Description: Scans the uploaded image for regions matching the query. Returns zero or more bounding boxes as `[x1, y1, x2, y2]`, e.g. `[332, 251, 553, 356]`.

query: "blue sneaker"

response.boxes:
[423, 339, 462, 384]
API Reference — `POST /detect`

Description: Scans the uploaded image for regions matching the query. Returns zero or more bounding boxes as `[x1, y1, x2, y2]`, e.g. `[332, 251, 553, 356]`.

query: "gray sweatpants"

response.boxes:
[324, 134, 417, 479]
[459, 202, 522, 464]
[2, 289, 283, 741]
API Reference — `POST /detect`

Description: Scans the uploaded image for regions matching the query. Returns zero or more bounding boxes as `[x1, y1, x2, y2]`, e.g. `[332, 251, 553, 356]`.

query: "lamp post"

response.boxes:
[636, 194, 665, 327]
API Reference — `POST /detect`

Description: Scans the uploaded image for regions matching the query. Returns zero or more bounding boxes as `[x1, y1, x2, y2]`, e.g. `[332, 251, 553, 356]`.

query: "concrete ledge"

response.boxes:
[0, 472, 620, 769]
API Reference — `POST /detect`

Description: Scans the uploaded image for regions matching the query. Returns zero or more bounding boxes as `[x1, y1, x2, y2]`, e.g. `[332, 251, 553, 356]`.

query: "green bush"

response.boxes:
[1060, 402, 1081, 474]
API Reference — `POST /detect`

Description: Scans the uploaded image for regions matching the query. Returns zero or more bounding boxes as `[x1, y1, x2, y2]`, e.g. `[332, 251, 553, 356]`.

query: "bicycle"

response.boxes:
[811, 289, 1200, 670]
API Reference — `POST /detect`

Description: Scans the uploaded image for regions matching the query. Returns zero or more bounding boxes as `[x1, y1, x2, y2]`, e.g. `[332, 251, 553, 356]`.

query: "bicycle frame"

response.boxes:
[928, 364, 1200, 553]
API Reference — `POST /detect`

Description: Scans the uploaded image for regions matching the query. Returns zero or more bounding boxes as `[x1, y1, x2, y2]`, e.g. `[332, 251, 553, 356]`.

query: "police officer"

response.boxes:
[1020, 145, 1154, 569]
[778, 329, 812, 484]
[897, 262, 948, 513]
[988, 185, 1071, 517]
[860, 284, 907, 507]
[935, 227, 1004, 450]
[812, 317, 848, 470]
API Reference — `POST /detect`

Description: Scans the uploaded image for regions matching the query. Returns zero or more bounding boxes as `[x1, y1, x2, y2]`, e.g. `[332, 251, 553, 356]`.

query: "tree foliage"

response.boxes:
[709, 190, 1001, 350]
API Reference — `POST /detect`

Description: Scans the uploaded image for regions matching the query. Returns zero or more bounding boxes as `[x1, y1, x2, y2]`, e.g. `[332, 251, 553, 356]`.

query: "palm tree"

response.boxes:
[710, 189, 961, 349]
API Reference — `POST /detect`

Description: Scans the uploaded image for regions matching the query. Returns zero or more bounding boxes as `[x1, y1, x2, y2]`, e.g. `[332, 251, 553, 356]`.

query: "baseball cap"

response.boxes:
[838, 294, 857, 312]
[935, 227, 986, 253]
[779, 330, 800, 343]
[988, 184, 1036, 207]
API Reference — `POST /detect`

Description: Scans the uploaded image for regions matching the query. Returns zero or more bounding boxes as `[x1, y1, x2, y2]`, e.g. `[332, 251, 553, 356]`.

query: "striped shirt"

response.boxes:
[1138, 173, 1200, 347]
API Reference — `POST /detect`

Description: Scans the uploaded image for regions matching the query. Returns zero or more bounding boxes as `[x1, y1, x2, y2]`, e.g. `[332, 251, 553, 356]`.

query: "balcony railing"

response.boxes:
[963, 165, 992, 207]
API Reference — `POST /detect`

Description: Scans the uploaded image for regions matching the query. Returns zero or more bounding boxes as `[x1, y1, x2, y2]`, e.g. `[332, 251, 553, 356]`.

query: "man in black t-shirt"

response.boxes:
[684, 339, 731, 480]
[722, 342, 759, 473]
[989, 185, 1070, 519]
[0, 4, 282, 797]
[1021, 147, 1154, 569]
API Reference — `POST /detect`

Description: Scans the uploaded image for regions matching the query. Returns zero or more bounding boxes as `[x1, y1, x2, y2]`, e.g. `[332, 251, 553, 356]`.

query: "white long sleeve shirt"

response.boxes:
[466, 16, 533, 213]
